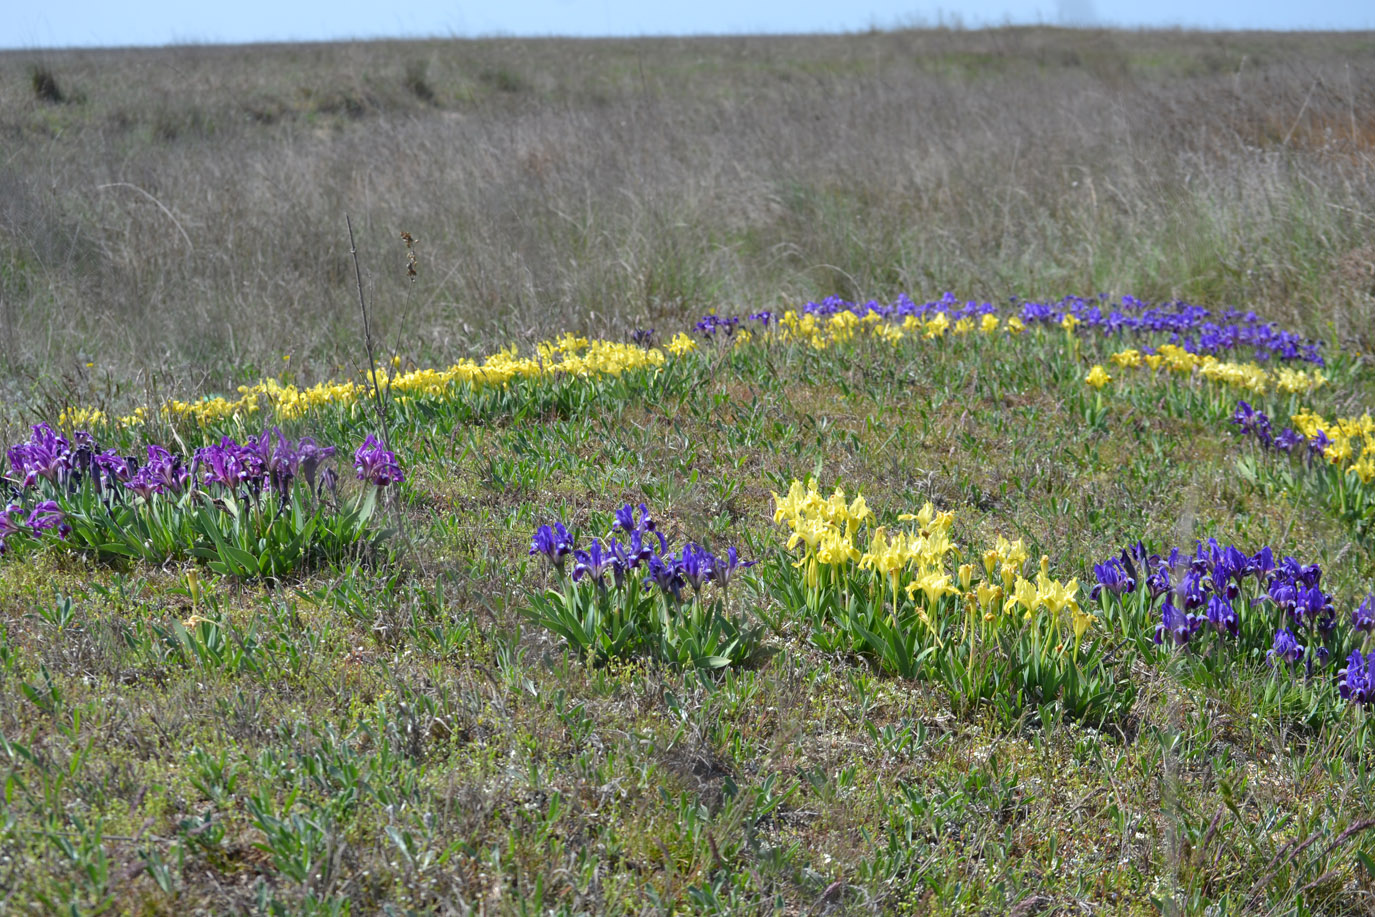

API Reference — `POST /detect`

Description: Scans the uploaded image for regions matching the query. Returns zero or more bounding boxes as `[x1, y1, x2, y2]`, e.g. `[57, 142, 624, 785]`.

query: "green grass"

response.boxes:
[2, 317, 1375, 913]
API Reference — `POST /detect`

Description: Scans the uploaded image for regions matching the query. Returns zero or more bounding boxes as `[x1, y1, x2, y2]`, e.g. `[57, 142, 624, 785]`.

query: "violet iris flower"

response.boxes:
[196, 438, 256, 489]
[353, 435, 403, 487]
[1205, 594, 1239, 637]
[1273, 429, 1305, 453]
[1353, 595, 1375, 634]
[1292, 584, 1336, 634]
[93, 450, 132, 485]
[645, 553, 685, 601]
[678, 543, 714, 594]
[297, 437, 336, 493]
[572, 538, 621, 588]
[1091, 556, 1136, 600]
[1267, 628, 1305, 667]
[530, 523, 574, 573]
[1339, 651, 1375, 706]
[712, 546, 755, 591]
[7, 423, 72, 488]
[27, 500, 70, 539]
[0, 504, 26, 540]
[1154, 598, 1201, 646]
[124, 446, 190, 498]
[613, 503, 655, 535]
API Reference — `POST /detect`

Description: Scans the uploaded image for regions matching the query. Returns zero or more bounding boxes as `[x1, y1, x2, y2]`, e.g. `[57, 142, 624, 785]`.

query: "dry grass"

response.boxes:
[0, 28, 1373, 403]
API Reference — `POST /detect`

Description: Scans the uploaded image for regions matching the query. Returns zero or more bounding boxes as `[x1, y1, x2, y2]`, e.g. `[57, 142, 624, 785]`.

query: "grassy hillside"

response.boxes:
[1, 29, 1375, 916]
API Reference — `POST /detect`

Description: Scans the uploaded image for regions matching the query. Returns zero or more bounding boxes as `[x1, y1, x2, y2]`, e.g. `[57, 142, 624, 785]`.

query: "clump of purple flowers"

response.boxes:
[1094, 537, 1375, 706]
[1339, 650, 1375, 706]
[0, 500, 70, 556]
[1098, 539, 1338, 658]
[7, 423, 73, 488]
[695, 315, 742, 339]
[529, 502, 753, 600]
[1231, 401, 1324, 458]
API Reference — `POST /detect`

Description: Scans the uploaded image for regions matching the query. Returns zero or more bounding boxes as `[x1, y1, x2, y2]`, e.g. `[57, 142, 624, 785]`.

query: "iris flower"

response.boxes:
[353, 435, 404, 487]
[1267, 628, 1305, 667]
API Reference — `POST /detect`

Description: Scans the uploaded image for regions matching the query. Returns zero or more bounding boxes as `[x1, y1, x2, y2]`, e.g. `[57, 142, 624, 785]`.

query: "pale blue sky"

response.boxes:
[5, 0, 1372, 50]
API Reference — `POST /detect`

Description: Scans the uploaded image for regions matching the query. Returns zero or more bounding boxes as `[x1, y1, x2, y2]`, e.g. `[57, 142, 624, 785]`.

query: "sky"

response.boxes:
[4, 0, 1372, 50]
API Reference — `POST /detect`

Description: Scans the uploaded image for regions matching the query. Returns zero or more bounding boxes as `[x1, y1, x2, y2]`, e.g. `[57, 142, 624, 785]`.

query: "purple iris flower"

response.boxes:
[124, 446, 190, 499]
[1205, 594, 1239, 637]
[27, 500, 70, 539]
[572, 538, 618, 588]
[1091, 556, 1136, 601]
[146, 445, 191, 494]
[0, 504, 26, 540]
[297, 437, 336, 494]
[125, 466, 161, 500]
[1272, 556, 1321, 588]
[1210, 546, 1252, 598]
[1267, 578, 1299, 614]
[645, 552, 685, 601]
[1231, 402, 1274, 446]
[678, 543, 714, 594]
[1274, 429, 1305, 453]
[196, 438, 257, 489]
[630, 329, 656, 348]
[1292, 584, 1335, 634]
[353, 435, 403, 487]
[1353, 594, 1375, 634]
[1309, 430, 1331, 460]
[1176, 569, 1208, 611]
[1267, 628, 1305, 667]
[712, 546, 755, 591]
[1145, 557, 1174, 598]
[530, 522, 574, 572]
[613, 503, 655, 535]
[1339, 650, 1375, 706]
[93, 450, 132, 484]
[1154, 598, 1201, 647]
[1251, 547, 1276, 580]
[7, 423, 72, 488]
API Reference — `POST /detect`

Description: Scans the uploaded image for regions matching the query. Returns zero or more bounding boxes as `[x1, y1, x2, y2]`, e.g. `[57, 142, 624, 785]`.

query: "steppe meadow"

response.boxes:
[1, 27, 1375, 915]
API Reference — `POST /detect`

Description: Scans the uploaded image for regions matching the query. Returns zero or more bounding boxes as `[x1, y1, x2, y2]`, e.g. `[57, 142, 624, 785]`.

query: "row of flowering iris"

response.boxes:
[1081, 345, 1327, 402]
[1092, 538, 1375, 713]
[55, 291, 1325, 434]
[694, 292, 1324, 364]
[57, 333, 683, 431]
[767, 478, 1134, 724]
[3, 422, 401, 577]
[526, 503, 759, 669]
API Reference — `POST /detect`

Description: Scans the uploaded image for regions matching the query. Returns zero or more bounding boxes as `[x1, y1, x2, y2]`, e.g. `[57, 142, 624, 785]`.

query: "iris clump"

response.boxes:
[524, 503, 759, 670]
[767, 478, 1133, 725]
[693, 292, 1324, 364]
[3, 423, 395, 578]
[1091, 539, 1375, 709]
[1231, 401, 1375, 536]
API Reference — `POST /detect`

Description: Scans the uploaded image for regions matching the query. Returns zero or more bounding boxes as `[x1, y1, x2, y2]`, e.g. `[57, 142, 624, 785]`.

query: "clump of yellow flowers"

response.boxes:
[1103, 345, 1326, 396]
[770, 478, 1095, 658]
[774, 307, 1025, 351]
[1292, 409, 1375, 484]
[67, 334, 671, 432]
